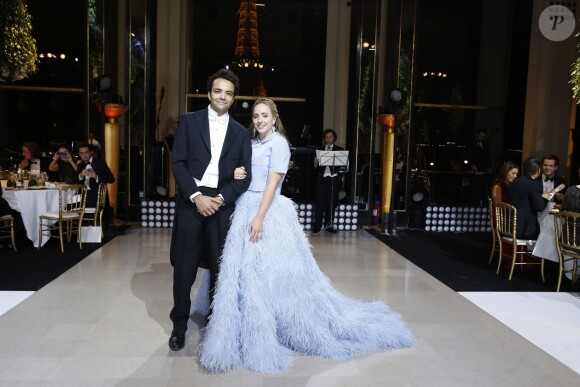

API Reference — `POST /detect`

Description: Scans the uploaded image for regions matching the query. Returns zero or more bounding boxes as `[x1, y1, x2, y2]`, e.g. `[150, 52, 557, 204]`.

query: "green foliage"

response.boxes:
[571, 47, 580, 103]
[0, 0, 38, 82]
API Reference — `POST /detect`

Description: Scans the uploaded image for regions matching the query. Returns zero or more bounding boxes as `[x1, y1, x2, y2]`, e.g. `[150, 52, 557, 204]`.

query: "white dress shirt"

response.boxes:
[190, 106, 229, 201]
[29, 159, 41, 173]
[541, 174, 554, 194]
[323, 144, 337, 178]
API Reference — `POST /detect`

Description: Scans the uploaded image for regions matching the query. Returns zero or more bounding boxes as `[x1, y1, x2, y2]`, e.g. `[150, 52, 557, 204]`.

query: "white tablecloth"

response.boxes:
[533, 202, 557, 262]
[533, 202, 575, 280]
[2, 189, 60, 247]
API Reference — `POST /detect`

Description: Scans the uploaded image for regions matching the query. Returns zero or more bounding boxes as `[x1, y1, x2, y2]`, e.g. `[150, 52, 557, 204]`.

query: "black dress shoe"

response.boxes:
[312, 228, 320, 233]
[326, 227, 338, 234]
[168, 329, 186, 351]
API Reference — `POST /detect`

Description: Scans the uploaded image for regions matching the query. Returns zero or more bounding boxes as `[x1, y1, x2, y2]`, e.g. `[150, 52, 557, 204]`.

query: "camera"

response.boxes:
[58, 152, 68, 159]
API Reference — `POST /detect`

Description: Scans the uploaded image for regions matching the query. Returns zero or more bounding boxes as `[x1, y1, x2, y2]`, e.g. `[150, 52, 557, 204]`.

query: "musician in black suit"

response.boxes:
[540, 154, 565, 202]
[312, 129, 344, 233]
[77, 143, 115, 208]
[466, 129, 490, 205]
[505, 157, 548, 240]
[168, 69, 252, 351]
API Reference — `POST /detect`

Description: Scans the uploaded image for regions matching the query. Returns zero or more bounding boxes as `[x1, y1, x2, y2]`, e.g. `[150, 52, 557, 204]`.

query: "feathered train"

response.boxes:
[194, 191, 415, 374]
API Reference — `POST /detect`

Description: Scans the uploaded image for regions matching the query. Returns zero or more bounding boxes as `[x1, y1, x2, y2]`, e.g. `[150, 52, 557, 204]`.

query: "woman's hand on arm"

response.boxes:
[234, 166, 246, 180]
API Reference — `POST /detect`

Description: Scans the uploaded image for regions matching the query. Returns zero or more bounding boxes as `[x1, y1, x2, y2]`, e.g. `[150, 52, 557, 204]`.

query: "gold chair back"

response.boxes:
[487, 196, 498, 264]
[84, 183, 108, 229]
[38, 184, 87, 252]
[495, 202, 517, 241]
[0, 214, 17, 251]
[553, 211, 580, 291]
[494, 202, 543, 281]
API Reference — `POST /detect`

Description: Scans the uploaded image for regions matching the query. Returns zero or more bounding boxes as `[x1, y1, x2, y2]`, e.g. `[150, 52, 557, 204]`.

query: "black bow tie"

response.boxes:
[29, 161, 37, 164]
[544, 176, 554, 182]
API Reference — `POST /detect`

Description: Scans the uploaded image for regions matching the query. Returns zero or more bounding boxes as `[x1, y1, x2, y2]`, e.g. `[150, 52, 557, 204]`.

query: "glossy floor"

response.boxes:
[0, 228, 578, 386]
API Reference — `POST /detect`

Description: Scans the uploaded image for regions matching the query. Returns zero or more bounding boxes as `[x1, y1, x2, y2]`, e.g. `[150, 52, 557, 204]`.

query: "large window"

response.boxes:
[185, 1, 327, 201]
[0, 0, 85, 166]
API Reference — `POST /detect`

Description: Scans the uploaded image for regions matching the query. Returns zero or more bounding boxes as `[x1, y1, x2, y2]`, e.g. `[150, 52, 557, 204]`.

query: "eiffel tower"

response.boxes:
[233, 0, 267, 97]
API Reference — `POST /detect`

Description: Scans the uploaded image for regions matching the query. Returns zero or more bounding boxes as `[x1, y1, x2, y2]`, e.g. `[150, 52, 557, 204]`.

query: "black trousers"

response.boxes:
[169, 189, 234, 331]
[313, 175, 340, 230]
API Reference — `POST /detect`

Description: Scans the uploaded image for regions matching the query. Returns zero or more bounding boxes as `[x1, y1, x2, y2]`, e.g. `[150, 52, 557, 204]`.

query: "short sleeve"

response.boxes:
[268, 136, 290, 174]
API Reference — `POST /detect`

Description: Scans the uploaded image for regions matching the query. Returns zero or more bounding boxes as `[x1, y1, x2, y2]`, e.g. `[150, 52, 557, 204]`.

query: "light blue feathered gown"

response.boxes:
[194, 191, 415, 374]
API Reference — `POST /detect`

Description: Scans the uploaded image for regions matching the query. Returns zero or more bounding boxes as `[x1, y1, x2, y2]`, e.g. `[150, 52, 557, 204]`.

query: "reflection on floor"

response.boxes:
[0, 228, 578, 385]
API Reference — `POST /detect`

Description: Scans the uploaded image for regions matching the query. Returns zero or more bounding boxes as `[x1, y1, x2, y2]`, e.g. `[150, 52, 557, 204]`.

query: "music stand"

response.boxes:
[316, 150, 349, 238]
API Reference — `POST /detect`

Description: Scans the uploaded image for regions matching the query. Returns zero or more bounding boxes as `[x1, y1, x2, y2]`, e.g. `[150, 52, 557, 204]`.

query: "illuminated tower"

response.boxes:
[233, 0, 266, 96]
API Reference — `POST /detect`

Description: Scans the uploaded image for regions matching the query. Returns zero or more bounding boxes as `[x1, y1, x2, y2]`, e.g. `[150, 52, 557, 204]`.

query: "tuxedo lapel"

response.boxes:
[219, 120, 238, 160]
[195, 109, 211, 152]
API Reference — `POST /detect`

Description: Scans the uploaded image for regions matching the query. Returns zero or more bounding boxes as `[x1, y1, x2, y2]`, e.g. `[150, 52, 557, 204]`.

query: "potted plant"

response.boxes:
[0, 0, 38, 82]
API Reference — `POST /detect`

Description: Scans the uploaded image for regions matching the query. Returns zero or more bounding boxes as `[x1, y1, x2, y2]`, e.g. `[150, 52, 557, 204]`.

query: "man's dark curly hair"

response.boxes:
[207, 69, 240, 96]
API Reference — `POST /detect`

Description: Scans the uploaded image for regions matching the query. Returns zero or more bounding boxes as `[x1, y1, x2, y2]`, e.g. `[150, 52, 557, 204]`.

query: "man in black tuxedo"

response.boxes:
[77, 143, 115, 230]
[77, 143, 115, 208]
[540, 154, 565, 203]
[168, 69, 252, 351]
[312, 129, 344, 233]
[505, 157, 547, 240]
[467, 129, 490, 205]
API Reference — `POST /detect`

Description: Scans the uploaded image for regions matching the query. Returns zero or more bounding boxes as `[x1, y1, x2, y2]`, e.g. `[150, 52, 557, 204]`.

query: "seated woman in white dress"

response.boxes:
[195, 98, 415, 374]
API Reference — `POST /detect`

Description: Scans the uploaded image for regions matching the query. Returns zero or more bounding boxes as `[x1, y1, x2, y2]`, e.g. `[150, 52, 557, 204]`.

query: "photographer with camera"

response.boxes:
[49, 146, 78, 183]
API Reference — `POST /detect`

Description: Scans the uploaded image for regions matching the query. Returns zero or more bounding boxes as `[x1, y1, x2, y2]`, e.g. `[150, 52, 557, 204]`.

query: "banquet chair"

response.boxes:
[495, 202, 544, 281]
[83, 183, 107, 237]
[38, 184, 87, 253]
[487, 197, 498, 264]
[554, 211, 580, 292]
[0, 214, 17, 251]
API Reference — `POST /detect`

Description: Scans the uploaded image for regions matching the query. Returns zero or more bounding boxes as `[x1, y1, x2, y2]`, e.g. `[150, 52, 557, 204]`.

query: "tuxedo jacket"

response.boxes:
[467, 140, 489, 171]
[78, 158, 115, 207]
[316, 144, 345, 176]
[171, 109, 252, 206]
[505, 175, 547, 240]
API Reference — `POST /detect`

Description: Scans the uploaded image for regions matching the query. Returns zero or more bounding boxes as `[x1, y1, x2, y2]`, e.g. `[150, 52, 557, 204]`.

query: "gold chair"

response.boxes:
[38, 184, 87, 252]
[495, 202, 544, 281]
[487, 197, 498, 264]
[83, 183, 107, 237]
[0, 214, 17, 251]
[554, 211, 580, 292]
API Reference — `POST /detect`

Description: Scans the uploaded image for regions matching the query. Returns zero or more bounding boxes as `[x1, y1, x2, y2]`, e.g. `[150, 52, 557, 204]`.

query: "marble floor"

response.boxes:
[0, 228, 578, 386]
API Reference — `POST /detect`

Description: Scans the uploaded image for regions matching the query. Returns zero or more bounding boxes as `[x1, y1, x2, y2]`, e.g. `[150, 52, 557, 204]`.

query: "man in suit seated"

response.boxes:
[76, 143, 115, 226]
[505, 157, 548, 240]
[540, 154, 565, 202]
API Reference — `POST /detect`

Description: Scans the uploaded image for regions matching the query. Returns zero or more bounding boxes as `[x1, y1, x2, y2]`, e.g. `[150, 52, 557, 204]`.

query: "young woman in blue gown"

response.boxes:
[195, 98, 414, 373]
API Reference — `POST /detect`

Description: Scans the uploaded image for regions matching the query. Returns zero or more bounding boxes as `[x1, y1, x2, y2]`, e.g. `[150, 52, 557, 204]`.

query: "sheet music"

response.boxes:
[317, 150, 349, 167]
